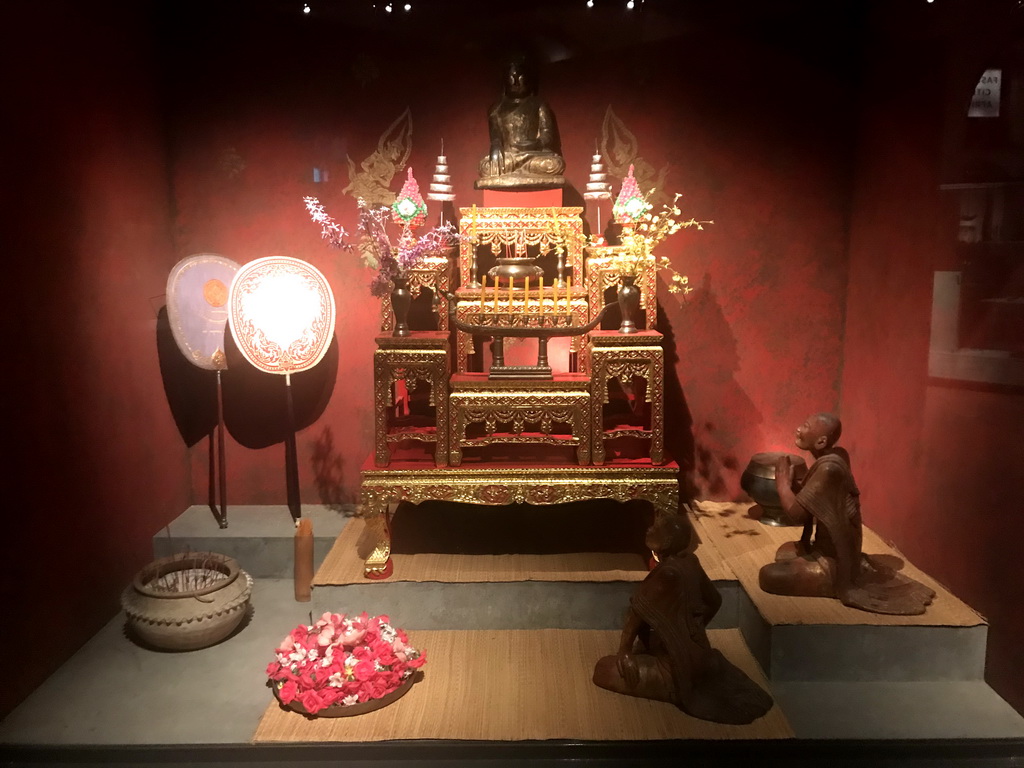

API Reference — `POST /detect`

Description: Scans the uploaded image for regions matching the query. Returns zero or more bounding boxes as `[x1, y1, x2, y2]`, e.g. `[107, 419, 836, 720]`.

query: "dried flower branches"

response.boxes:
[303, 196, 460, 297]
[611, 193, 711, 295]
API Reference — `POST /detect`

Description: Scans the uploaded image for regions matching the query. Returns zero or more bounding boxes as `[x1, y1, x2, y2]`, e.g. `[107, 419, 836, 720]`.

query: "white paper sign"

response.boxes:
[968, 69, 1001, 118]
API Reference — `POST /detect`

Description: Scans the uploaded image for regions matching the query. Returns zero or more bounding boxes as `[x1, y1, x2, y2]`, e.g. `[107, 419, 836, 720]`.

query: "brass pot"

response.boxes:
[739, 452, 807, 527]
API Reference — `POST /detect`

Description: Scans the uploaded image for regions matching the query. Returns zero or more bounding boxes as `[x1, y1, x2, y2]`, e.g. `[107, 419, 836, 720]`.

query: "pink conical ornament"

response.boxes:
[612, 164, 651, 224]
[392, 167, 428, 228]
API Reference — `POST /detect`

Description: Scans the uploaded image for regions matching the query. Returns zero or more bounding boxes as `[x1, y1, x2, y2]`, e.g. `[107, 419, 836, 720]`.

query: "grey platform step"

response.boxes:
[310, 579, 746, 632]
[152, 504, 352, 578]
[155, 505, 989, 684]
[3, 577, 1022, 748]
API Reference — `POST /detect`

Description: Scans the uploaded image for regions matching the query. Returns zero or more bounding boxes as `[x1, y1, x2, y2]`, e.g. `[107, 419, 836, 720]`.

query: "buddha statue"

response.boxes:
[758, 413, 936, 614]
[475, 57, 566, 190]
[593, 515, 773, 724]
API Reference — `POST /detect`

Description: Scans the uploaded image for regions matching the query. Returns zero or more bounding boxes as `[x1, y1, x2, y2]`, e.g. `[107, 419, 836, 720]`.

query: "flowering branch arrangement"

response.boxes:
[304, 197, 352, 251]
[356, 202, 460, 298]
[302, 196, 460, 298]
[610, 193, 710, 295]
[267, 612, 426, 714]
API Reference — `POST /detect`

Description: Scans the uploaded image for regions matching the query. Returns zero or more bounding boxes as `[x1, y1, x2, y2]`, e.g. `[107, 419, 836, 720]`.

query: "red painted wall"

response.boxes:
[841, 2, 1024, 714]
[5, 0, 1020, 724]
[2, 4, 187, 717]
[165, 5, 853, 506]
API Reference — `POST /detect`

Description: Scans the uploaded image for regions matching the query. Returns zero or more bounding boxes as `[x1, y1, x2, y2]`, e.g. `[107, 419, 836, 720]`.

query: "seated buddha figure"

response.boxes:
[475, 57, 566, 190]
[759, 413, 936, 615]
[593, 515, 773, 725]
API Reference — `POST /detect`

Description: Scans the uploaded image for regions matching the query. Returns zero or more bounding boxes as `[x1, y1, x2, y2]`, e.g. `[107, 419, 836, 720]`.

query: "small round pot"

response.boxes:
[271, 675, 415, 718]
[740, 452, 807, 527]
[121, 552, 253, 651]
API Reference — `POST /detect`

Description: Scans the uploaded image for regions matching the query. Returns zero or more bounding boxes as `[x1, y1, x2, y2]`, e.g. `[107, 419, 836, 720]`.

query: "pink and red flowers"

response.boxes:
[266, 612, 426, 714]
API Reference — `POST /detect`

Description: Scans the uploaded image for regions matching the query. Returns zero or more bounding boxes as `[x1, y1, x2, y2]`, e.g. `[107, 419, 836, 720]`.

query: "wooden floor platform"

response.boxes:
[253, 628, 792, 743]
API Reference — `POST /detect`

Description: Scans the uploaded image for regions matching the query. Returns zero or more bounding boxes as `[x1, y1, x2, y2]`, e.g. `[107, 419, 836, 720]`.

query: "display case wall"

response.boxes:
[841, 1, 1024, 715]
[3, 0, 1022, 728]
[2, 3, 189, 718]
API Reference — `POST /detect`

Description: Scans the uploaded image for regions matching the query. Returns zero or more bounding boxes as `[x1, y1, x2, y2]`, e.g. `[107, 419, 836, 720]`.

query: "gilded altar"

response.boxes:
[362, 202, 678, 578]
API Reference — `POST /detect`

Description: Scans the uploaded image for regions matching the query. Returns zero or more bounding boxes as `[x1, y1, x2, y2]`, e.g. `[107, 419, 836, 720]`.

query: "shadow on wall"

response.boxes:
[667, 273, 758, 500]
[156, 311, 338, 450]
[311, 425, 355, 510]
[221, 334, 338, 448]
[656, 301, 696, 500]
[156, 306, 218, 448]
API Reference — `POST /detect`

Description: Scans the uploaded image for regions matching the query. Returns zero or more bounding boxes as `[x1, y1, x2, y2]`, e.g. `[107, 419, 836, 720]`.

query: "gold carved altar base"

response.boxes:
[360, 200, 681, 580]
[373, 332, 450, 467]
[448, 374, 592, 466]
[589, 330, 664, 465]
[358, 460, 681, 577]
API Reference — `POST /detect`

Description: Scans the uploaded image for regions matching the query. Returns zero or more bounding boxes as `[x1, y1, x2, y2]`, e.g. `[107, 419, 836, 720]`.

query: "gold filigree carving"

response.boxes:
[356, 464, 681, 575]
[449, 390, 591, 466]
[373, 343, 449, 468]
[590, 341, 664, 465]
[458, 207, 585, 288]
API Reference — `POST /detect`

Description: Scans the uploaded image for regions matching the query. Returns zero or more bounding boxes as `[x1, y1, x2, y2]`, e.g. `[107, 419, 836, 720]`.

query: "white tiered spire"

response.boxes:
[584, 150, 612, 201]
[427, 141, 455, 202]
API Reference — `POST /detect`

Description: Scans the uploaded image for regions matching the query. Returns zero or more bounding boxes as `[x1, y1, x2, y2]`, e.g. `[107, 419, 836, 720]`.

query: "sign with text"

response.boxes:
[968, 68, 1001, 118]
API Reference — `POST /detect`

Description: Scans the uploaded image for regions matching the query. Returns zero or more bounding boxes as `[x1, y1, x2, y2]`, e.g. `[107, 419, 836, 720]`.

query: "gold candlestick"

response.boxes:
[480, 276, 487, 311]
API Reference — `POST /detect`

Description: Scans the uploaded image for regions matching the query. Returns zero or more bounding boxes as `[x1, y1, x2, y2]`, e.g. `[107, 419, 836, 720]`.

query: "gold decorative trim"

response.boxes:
[590, 342, 664, 465]
[357, 463, 680, 576]
[373, 342, 449, 468]
[457, 206, 585, 288]
[449, 390, 591, 466]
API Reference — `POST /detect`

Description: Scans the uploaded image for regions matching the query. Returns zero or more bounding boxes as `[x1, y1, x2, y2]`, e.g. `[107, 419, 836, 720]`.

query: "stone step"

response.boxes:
[156, 504, 990, 684]
[153, 504, 351, 578]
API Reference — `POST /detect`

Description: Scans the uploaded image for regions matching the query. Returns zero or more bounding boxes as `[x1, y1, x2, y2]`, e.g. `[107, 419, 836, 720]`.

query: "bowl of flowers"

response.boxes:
[267, 612, 426, 717]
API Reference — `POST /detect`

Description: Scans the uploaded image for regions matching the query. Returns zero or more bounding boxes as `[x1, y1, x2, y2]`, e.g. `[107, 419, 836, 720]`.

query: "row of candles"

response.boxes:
[478, 275, 575, 314]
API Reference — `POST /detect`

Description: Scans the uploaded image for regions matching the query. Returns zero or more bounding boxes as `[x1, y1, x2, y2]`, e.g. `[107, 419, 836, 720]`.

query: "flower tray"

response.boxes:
[271, 675, 414, 718]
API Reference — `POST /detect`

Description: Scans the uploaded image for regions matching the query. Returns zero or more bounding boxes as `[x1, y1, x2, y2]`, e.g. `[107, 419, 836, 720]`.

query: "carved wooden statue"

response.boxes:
[759, 413, 936, 614]
[593, 515, 773, 724]
[476, 56, 566, 190]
